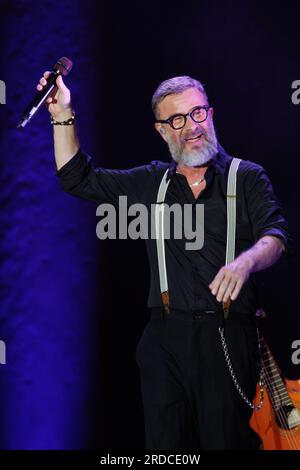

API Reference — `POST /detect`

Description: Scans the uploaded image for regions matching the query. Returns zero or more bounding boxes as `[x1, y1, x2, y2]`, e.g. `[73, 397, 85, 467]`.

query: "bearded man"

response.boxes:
[37, 73, 290, 450]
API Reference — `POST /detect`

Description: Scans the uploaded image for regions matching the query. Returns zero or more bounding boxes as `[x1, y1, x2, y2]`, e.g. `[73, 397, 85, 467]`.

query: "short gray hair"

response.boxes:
[151, 75, 208, 119]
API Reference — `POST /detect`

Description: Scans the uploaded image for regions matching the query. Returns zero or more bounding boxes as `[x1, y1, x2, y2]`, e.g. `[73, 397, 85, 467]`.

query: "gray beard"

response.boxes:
[167, 123, 218, 167]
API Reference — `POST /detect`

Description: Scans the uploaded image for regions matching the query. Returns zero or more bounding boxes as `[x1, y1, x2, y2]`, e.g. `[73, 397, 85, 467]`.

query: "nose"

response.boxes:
[184, 113, 200, 132]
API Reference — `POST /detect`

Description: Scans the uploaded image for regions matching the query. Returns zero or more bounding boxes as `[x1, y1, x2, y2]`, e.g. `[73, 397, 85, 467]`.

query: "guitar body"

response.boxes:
[250, 379, 300, 450]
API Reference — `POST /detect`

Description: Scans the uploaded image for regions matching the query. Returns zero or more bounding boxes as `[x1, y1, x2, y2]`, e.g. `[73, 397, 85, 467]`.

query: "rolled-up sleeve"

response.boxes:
[56, 148, 152, 206]
[245, 164, 292, 257]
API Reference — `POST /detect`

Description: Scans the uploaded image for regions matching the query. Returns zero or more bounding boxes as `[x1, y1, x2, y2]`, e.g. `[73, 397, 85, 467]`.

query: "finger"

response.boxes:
[46, 97, 53, 103]
[216, 277, 232, 302]
[209, 269, 225, 295]
[210, 278, 223, 296]
[37, 76, 48, 91]
[43, 71, 51, 79]
[230, 279, 243, 301]
[222, 279, 237, 303]
[56, 74, 67, 91]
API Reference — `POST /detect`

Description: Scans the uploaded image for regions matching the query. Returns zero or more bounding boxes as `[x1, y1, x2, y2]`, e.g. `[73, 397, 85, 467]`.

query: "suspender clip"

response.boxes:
[222, 298, 231, 320]
[161, 291, 170, 315]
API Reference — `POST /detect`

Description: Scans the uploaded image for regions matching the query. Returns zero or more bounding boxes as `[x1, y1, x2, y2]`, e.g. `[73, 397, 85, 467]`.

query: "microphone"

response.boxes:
[17, 57, 73, 129]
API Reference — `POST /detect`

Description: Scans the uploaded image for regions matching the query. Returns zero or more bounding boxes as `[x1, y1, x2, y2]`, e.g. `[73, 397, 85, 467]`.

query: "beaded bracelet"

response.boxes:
[50, 112, 76, 125]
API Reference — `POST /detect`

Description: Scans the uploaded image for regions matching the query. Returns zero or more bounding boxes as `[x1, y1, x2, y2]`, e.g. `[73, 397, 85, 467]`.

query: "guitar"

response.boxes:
[250, 330, 300, 450]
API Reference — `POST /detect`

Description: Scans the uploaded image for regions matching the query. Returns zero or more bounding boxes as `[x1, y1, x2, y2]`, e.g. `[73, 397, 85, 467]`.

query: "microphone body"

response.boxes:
[17, 57, 72, 129]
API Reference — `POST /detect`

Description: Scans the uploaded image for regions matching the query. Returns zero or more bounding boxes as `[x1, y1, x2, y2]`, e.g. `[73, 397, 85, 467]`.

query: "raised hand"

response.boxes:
[36, 71, 72, 119]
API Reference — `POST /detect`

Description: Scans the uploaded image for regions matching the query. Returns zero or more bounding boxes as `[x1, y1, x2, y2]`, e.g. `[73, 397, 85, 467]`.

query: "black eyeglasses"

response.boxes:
[156, 105, 210, 130]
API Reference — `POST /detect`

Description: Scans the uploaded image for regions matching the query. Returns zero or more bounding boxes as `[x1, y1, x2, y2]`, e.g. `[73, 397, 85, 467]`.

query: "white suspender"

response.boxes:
[225, 158, 241, 265]
[155, 169, 171, 314]
[223, 158, 241, 318]
[155, 157, 242, 317]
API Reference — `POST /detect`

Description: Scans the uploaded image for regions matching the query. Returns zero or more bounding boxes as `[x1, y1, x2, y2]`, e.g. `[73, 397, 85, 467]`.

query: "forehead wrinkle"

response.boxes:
[158, 89, 208, 120]
[168, 105, 206, 120]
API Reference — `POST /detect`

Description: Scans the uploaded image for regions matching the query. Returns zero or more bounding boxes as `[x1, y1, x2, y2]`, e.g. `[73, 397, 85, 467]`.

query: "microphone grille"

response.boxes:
[54, 57, 73, 76]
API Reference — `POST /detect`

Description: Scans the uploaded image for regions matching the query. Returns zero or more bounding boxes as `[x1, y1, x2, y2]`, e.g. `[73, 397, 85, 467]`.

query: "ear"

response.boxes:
[155, 122, 168, 142]
[209, 107, 214, 118]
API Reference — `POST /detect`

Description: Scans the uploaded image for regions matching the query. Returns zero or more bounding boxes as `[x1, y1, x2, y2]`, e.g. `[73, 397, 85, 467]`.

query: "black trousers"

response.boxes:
[135, 307, 262, 450]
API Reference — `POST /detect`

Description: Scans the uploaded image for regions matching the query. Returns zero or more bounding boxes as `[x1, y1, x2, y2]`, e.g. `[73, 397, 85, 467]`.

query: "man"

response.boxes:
[37, 73, 290, 449]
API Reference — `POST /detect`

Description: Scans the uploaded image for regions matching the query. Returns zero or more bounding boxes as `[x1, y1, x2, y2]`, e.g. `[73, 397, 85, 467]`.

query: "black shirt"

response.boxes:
[56, 145, 291, 315]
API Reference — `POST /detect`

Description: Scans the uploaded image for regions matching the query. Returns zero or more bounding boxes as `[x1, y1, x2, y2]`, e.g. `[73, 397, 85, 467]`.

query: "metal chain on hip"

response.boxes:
[218, 325, 265, 411]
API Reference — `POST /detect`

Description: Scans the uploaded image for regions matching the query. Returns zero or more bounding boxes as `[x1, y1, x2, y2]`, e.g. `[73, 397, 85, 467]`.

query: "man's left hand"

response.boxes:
[209, 258, 252, 303]
[209, 236, 285, 303]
